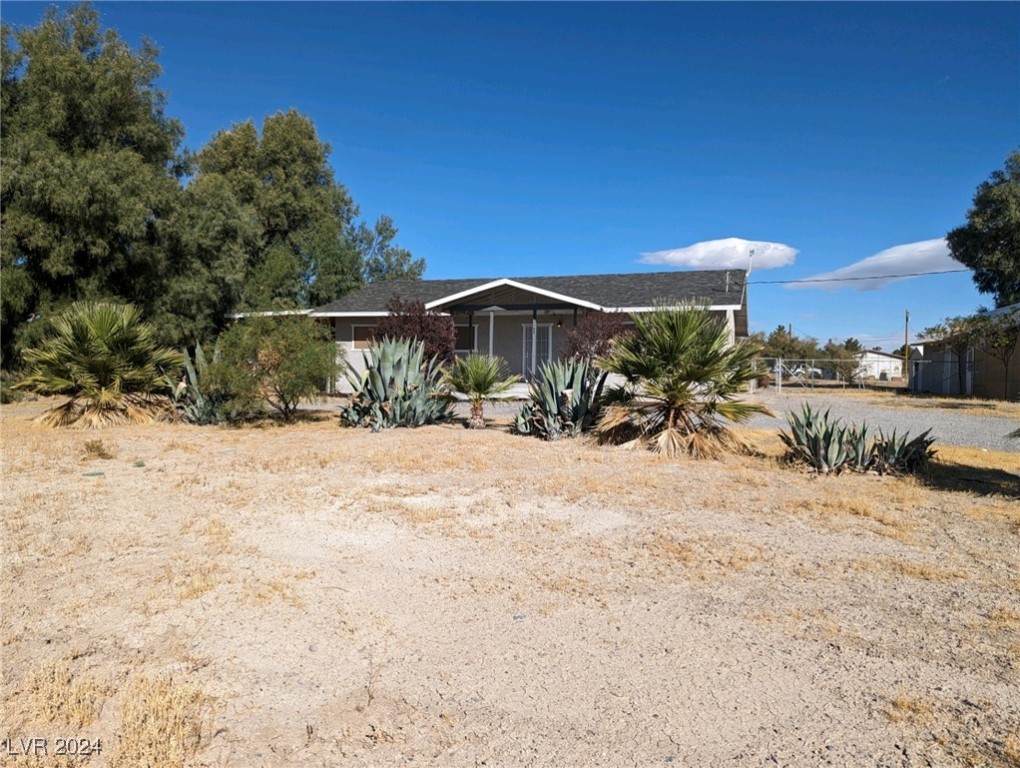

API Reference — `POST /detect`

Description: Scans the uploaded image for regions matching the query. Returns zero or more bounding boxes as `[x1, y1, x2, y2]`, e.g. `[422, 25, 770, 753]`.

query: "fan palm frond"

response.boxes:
[596, 302, 771, 457]
[17, 302, 183, 428]
[444, 354, 520, 428]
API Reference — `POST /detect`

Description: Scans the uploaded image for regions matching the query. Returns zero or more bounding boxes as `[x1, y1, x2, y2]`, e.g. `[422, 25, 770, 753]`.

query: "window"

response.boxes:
[352, 325, 376, 350]
[454, 324, 476, 353]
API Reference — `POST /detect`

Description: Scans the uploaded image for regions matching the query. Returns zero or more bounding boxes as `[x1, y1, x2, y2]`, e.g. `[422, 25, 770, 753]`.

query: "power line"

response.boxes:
[748, 269, 969, 285]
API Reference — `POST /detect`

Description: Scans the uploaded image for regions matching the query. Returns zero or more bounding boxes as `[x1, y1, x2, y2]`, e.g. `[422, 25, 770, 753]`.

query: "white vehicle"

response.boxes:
[791, 365, 823, 378]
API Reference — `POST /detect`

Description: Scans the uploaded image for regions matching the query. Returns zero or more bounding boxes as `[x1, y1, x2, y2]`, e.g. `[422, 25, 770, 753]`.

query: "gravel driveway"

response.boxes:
[744, 389, 1019, 453]
[313, 388, 1019, 453]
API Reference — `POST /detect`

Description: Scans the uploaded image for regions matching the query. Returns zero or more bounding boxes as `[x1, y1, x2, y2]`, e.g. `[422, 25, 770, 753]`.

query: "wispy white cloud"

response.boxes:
[788, 238, 962, 291]
[640, 237, 797, 271]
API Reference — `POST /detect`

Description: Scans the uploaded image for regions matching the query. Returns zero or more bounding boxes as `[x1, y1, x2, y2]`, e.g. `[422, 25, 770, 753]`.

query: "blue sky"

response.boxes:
[4, 2, 1018, 350]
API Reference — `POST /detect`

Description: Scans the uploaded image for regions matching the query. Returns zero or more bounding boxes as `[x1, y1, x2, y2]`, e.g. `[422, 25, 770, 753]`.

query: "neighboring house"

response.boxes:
[311, 270, 749, 387]
[911, 302, 1020, 400]
[856, 350, 904, 381]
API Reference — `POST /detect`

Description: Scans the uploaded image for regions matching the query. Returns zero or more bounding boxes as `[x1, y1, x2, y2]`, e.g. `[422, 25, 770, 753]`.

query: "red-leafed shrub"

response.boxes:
[372, 297, 456, 363]
[564, 311, 630, 361]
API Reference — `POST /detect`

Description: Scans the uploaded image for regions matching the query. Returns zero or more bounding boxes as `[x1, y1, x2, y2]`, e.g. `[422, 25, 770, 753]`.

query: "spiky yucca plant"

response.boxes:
[444, 354, 520, 428]
[16, 302, 184, 428]
[596, 303, 770, 457]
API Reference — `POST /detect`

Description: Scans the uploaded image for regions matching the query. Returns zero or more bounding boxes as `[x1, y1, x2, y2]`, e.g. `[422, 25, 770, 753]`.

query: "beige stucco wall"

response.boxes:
[324, 313, 572, 391]
[323, 307, 744, 393]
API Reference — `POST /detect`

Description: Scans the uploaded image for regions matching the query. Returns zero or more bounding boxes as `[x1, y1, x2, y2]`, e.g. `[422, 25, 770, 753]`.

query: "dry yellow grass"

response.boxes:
[639, 530, 764, 581]
[3, 397, 1018, 766]
[25, 659, 108, 728]
[986, 606, 1020, 632]
[1005, 733, 1020, 768]
[884, 690, 935, 724]
[81, 438, 114, 460]
[853, 557, 970, 583]
[109, 675, 211, 768]
[160, 559, 221, 602]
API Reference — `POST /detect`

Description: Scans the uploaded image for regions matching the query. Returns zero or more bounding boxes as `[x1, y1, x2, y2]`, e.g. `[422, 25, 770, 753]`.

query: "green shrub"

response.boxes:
[211, 316, 339, 422]
[779, 404, 850, 474]
[514, 358, 606, 440]
[0, 373, 25, 404]
[341, 337, 451, 429]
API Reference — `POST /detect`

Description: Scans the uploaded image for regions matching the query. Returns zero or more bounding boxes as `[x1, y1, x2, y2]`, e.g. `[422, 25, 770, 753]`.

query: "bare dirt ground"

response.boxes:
[2, 398, 1018, 767]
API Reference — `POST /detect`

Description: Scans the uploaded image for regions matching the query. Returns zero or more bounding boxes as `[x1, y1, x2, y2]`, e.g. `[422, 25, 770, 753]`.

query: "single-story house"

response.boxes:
[310, 269, 749, 387]
[855, 349, 904, 381]
[910, 302, 1020, 401]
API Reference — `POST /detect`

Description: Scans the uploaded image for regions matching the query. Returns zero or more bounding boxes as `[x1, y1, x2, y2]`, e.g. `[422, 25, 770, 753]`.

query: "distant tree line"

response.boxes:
[1, 3, 423, 368]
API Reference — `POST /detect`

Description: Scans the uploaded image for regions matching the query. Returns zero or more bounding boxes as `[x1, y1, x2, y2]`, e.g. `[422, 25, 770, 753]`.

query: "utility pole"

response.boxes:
[904, 310, 910, 390]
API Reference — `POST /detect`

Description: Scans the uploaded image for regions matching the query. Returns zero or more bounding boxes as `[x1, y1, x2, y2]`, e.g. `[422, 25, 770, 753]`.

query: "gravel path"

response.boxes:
[744, 389, 1019, 453]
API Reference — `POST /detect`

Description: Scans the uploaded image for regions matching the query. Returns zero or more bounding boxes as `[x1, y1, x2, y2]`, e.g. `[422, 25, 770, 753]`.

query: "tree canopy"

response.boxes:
[947, 150, 1020, 308]
[1, 3, 184, 364]
[1, 2, 423, 368]
[752, 325, 823, 361]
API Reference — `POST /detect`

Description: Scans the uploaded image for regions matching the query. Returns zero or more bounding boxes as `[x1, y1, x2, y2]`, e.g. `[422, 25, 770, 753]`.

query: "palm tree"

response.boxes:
[444, 354, 520, 429]
[16, 302, 184, 428]
[596, 303, 771, 458]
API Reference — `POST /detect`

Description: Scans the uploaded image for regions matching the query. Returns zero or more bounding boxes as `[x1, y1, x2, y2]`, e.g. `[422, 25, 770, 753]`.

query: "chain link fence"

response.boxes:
[752, 357, 907, 391]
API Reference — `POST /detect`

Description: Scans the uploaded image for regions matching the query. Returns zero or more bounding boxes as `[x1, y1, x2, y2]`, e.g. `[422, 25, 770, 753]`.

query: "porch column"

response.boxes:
[482, 305, 503, 357]
[468, 312, 474, 353]
[531, 309, 538, 379]
[725, 309, 736, 347]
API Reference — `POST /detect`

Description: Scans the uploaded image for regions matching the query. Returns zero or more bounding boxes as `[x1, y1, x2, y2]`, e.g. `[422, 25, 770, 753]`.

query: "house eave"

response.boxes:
[309, 310, 451, 318]
[613, 304, 743, 312]
[229, 309, 312, 319]
[424, 278, 604, 312]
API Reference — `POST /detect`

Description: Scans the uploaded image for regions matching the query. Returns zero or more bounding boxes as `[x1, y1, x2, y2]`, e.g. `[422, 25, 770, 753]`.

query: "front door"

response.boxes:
[522, 323, 552, 380]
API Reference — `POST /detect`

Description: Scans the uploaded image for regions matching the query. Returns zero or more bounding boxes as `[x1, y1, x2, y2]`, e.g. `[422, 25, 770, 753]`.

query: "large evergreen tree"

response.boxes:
[2, 4, 423, 363]
[0, 3, 185, 365]
[947, 150, 1020, 308]
[187, 110, 422, 316]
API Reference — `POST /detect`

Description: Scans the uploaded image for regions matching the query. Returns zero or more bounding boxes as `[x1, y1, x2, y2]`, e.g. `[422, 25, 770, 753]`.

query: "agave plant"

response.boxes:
[779, 404, 851, 474]
[514, 357, 607, 440]
[595, 303, 770, 457]
[780, 403, 937, 476]
[444, 354, 519, 429]
[341, 336, 452, 429]
[871, 428, 936, 476]
[844, 423, 872, 473]
[173, 342, 233, 425]
[16, 302, 183, 428]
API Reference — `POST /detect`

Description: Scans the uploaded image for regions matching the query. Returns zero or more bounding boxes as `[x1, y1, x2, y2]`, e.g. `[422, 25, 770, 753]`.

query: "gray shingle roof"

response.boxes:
[312, 270, 746, 313]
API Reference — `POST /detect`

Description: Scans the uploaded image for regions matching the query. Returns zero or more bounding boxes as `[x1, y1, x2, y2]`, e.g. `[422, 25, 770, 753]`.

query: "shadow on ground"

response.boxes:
[927, 461, 1020, 498]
